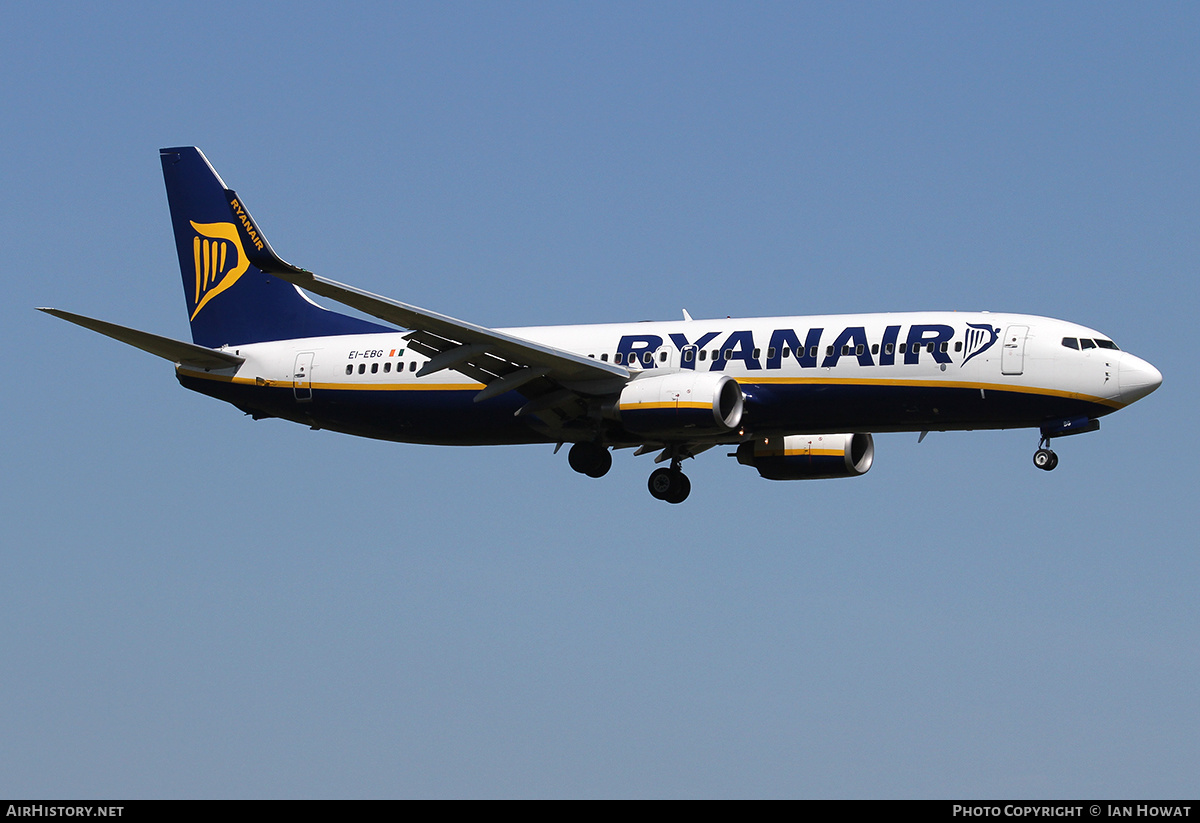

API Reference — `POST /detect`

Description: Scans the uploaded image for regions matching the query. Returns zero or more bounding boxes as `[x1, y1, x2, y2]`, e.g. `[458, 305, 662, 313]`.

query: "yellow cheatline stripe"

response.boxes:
[619, 401, 712, 411]
[308, 381, 487, 391]
[177, 368, 485, 391]
[177, 368, 1122, 408]
[739, 376, 1122, 408]
[757, 448, 844, 458]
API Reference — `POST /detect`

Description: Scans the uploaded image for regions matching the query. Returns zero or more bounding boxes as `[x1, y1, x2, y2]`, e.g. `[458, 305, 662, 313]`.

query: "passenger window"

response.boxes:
[871, 344, 879, 355]
[899, 343, 907, 354]
[826, 346, 834, 357]
[927, 343, 935, 353]
[684, 350, 694, 362]
[410, 361, 418, 371]
[384, 362, 391, 373]
[753, 348, 761, 359]
[841, 345, 850, 356]
[358, 364, 366, 374]
[601, 353, 608, 362]
[939, 342, 948, 353]
[614, 353, 624, 364]
[371, 363, 379, 373]
[723, 350, 732, 360]
[855, 344, 864, 356]
[809, 346, 818, 358]
[346, 365, 353, 375]
[885, 343, 894, 355]
[768, 347, 777, 359]
[954, 342, 962, 352]
[643, 352, 653, 364]
[699, 350, 707, 361]
[659, 351, 667, 362]
[781, 347, 789, 358]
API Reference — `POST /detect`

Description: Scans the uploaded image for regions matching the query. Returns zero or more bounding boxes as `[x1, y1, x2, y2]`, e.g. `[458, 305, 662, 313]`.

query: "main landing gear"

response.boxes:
[568, 442, 612, 478]
[1033, 437, 1059, 471]
[647, 465, 691, 504]
[566, 441, 692, 503]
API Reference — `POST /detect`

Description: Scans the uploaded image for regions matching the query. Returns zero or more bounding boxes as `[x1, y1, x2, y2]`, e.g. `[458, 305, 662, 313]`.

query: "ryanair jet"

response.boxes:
[40, 147, 1162, 503]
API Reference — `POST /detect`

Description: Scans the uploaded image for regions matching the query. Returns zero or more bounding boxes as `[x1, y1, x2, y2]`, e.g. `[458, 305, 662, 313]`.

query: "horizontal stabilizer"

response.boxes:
[38, 308, 244, 369]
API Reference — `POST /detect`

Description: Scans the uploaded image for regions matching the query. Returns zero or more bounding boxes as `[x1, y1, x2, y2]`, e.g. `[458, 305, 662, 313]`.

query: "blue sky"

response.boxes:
[2, 2, 1196, 798]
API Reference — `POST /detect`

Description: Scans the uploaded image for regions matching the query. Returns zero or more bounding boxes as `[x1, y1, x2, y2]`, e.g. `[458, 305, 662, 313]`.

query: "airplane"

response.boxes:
[40, 147, 1163, 503]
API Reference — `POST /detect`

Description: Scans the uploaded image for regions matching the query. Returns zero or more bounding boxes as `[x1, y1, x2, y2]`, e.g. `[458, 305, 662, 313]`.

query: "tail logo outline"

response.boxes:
[189, 221, 250, 320]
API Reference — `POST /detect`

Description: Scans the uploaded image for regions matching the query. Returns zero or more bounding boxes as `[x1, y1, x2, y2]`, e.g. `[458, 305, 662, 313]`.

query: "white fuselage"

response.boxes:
[175, 311, 1159, 446]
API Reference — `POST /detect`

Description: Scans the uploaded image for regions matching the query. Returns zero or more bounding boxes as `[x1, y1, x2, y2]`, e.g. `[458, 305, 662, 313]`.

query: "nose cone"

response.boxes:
[1118, 354, 1163, 404]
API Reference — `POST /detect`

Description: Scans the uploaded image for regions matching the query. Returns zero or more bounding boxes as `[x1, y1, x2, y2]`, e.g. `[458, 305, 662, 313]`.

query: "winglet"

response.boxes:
[223, 188, 309, 276]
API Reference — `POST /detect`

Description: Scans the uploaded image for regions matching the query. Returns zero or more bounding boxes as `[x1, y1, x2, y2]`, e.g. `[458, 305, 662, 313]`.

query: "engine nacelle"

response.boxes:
[736, 433, 874, 480]
[612, 372, 744, 437]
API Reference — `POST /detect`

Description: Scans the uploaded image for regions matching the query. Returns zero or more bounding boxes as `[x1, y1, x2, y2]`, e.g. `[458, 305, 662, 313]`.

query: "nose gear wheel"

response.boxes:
[1033, 448, 1058, 471]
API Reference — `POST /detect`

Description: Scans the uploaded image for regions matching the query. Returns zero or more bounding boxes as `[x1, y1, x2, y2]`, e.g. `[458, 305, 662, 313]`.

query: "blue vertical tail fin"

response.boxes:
[160, 147, 389, 347]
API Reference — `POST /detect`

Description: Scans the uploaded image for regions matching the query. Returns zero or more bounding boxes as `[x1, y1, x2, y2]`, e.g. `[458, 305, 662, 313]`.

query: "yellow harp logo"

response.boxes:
[189, 221, 250, 320]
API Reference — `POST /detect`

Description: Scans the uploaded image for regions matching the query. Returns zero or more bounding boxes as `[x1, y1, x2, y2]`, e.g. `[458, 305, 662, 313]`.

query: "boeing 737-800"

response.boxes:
[40, 147, 1162, 503]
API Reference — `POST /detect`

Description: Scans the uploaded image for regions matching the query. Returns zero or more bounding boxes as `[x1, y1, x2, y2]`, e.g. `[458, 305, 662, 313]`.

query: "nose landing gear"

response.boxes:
[1032, 417, 1101, 472]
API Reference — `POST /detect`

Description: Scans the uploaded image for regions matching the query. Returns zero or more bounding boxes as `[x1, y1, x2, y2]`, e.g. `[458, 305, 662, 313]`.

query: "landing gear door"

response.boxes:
[293, 352, 314, 401]
[1001, 325, 1028, 375]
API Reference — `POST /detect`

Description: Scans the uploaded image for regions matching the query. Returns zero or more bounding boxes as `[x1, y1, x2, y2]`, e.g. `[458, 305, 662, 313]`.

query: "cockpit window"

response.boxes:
[1064, 336, 1119, 351]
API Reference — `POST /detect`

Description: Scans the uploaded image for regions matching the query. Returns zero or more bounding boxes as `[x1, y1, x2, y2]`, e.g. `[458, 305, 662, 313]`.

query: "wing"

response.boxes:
[222, 189, 629, 429]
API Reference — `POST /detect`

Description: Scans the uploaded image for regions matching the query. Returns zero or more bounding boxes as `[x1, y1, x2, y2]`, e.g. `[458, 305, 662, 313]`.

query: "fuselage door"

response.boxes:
[293, 352, 314, 401]
[1001, 325, 1028, 375]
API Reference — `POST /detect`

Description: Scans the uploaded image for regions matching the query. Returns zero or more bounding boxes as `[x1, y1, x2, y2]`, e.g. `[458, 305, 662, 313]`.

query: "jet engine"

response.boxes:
[735, 433, 874, 480]
[611, 372, 744, 437]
